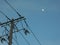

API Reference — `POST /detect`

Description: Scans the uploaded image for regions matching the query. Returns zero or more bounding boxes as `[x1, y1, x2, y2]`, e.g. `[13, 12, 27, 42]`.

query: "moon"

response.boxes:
[42, 8, 45, 12]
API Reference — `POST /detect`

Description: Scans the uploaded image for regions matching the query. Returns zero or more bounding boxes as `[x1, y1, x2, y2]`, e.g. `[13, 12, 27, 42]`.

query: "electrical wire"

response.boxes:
[0, 9, 28, 45]
[4, 0, 41, 45]
[24, 20, 41, 45]
[0, 10, 19, 45]
[4, 26, 9, 32]
[19, 32, 30, 45]
[4, 0, 21, 17]
[4, 0, 25, 32]
[0, 10, 10, 20]
[4, 0, 24, 30]
[13, 24, 30, 45]
[0, 10, 20, 33]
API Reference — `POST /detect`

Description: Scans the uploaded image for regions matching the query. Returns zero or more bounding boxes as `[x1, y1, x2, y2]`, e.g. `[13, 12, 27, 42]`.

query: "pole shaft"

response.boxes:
[8, 19, 14, 45]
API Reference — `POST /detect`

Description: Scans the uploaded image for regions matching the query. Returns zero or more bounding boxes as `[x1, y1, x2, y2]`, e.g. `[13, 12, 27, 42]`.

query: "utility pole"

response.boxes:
[0, 0, 41, 45]
[8, 19, 14, 45]
[0, 0, 31, 45]
[0, 15, 30, 45]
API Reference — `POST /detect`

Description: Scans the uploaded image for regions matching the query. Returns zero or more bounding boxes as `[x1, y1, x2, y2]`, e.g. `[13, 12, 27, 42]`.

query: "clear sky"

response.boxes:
[0, 0, 60, 45]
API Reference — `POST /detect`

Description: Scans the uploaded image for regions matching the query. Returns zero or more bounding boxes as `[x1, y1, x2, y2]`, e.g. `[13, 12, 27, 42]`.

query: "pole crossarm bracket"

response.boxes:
[0, 16, 26, 26]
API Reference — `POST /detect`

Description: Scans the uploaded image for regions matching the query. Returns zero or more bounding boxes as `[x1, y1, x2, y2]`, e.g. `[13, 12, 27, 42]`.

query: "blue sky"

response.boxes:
[0, 0, 60, 45]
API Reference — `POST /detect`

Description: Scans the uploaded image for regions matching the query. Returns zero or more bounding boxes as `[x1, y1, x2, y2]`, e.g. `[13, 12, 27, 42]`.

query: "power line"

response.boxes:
[0, 10, 30, 45]
[19, 32, 30, 45]
[4, 0, 25, 30]
[1, 0, 42, 45]
[0, 10, 10, 20]
[4, 0, 21, 17]
[13, 24, 30, 45]
[24, 20, 41, 45]
[0, 10, 24, 32]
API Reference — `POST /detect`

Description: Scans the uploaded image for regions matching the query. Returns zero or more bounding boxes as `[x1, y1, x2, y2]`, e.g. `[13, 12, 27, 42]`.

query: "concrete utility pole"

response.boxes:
[8, 19, 14, 45]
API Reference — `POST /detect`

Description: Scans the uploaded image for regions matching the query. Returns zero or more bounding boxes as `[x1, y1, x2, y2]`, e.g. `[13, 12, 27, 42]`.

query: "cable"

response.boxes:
[4, 0, 24, 30]
[4, 26, 9, 32]
[0, 10, 21, 33]
[13, 24, 30, 45]
[19, 32, 30, 45]
[24, 20, 41, 45]
[0, 10, 10, 20]
[3, 0, 41, 45]
[0, 4, 26, 45]
[0, 10, 19, 45]
[4, 0, 21, 17]
[0, 9, 28, 45]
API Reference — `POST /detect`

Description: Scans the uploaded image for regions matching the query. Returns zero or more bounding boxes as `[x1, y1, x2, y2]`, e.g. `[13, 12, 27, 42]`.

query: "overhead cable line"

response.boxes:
[4, 0, 24, 29]
[3, 0, 41, 45]
[0, 10, 10, 20]
[4, 0, 30, 36]
[19, 32, 30, 45]
[0, 10, 23, 45]
[4, 0, 21, 17]
[24, 20, 41, 45]
[13, 24, 30, 45]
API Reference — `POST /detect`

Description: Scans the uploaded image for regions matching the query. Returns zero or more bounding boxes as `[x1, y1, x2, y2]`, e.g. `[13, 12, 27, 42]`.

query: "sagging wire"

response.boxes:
[0, 10, 18, 44]
[4, 0, 29, 36]
[0, 10, 9, 36]
[0, 10, 19, 33]
[0, 10, 21, 45]
[0, 26, 8, 38]
[4, 0, 24, 29]
[4, 26, 9, 32]
[3, 0, 41, 45]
